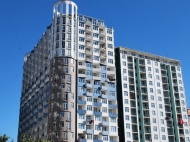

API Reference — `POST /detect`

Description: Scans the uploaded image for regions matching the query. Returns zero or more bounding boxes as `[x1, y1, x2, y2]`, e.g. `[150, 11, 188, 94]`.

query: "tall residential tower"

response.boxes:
[18, 0, 118, 141]
[115, 47, 190, 142]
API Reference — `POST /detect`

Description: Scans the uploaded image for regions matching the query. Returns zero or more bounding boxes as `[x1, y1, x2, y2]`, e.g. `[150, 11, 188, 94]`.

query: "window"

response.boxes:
[152, 118, 156, 123]
[87, 105, 92, 111]
[186, 129, 189, 134]
[60, 111, 64, 117]
[107, 29, 112, 34]
[79, 22, 84, 27]
[95, 125, 101, 131]
[71, 132, 74, 138]
[79, 29, 85, 34]
[71, 93, 74, 99]
[151, 103, 155, 108]
[108, 44, 113, 49]
[124, 91, 128, 96]
[162, 135, 166, 140]
[153, 126, 157, 131]
[122, 61, 126, 66]
[94, 48, 99, 53]
[79, 52, 85, 58]
[93, 26, 98, 31]
[94, 56, 99, 61]
[147, 60, 151, 64]
[102, 99, 107, 104]
[123, 84, 127, 88]
[126, 132, 131, 138]
[93, 33, 99, 38]
[160, 119, 164, 124]
[155, 62, 158, 66]
[180, 87, 183, 91]
[125, 115, 130, 120]
[150, 95, 154, 100]
[154, 134, 158, 140]
[71, 102, 74, 108]
[126, 124, 130, 129]
[157, 82, 160, 87]
[155, 68, 159, 73]
[149, 81, 153, 85]
[61, 83, 65, 88]
[178, 73, 181, 77]
[108, 59, 113, 64]
[110, 118, 116, 123]
[149, 74, 152, 78]
[107, 36, 112, 41]
[108, 51, 113, 56]
[124, 99, 128, 104]
[111, 126, 116, 132]
[157, 97, 162, 102]
[156, 75, 160, 80]
[93, 40, 99, 45]
[79, 45, 85, 50]
[95, 116, 101, 121]
[79, 114, 85, 119]
[177, 67, 180, 71]
[152, 110, 156, 115]
[181, 100, 185, 105]
[160, 111, 163, 116]
[148, 67, 151, 71]
[123, 69, 127, 73]
[79, 37, 85, 42]
[103, 136, 108, 141]
[179, 80, 182, 84]
[161, 127, 165, 132]
[87, 134, 92, 140]
[150, 88, 153, 93]
[125, 107, 129, 112]
[78, 123, 85, 129]
[180, 93, 184, 98]
[157, 89, 161, 94]
[123, 76, 127, 81]
[159, 104, 162, 109]
[102, 107, 107, 113]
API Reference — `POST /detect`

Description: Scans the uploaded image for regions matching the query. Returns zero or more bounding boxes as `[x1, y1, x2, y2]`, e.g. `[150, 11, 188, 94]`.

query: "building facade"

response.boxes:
[187, 108, 190, 128]
[115, 47, 190, 142]
[18, 0, 118, 142]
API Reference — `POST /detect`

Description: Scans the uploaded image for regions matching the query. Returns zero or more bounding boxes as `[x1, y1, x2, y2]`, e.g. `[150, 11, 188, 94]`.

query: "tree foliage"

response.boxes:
[0, 134, 49, 142]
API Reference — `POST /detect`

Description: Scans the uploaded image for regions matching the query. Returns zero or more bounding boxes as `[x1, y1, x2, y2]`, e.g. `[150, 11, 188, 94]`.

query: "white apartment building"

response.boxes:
[115, 47, 190, 142]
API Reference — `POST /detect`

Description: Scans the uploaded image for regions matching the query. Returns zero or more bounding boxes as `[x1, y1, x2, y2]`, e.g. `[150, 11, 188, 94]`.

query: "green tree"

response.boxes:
[0, 134, 9, 142]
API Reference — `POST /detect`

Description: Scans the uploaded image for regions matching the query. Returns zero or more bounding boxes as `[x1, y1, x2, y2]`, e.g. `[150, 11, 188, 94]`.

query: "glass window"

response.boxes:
[154, 134, 158, 140]
[123, 84, 127, 88]
[152, 118, 156, 123]
[124, 91, 128, 96]
[149, 81, 153, 85]
[148, 67, 151, 71]
[126, 124, 130, 129]
[153, 126, 157, 131]
[149, 74, 152, 78]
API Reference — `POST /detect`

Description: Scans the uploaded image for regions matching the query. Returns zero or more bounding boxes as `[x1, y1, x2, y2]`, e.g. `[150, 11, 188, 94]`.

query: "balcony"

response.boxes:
[99, 30, 105, 36]
[100, 131, 109, 135]
[78, 100, 86, 105]
[86, 83, 93, 88]
[93, 67, 101, 72]
[145, 129, 151, 133]
[85, 129, 94, 134]
[100, 121, 109, 126]
[85, 35, 91, 40]
[85, 57, 92, 62]
[85, 42, 92, 48]
[108, 104, 117, 109]
[85, 50, 92, 55]
[86, 92, 93, 97]
[100, 46, 106, 51]
[99, 38, 106, 44]
[100, 53, 106, 59]
[78, 72, 86, 78]
[109, 113, 118, 117]
[101, 94, 108, 99]
[77, 110, 86, 114]
[85, 27, 92, 33]
[94, 112, 102, 116]
[94, 102, 102, 107]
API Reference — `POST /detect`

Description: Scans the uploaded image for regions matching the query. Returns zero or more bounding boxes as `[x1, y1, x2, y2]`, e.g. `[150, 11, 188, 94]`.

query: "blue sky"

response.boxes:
[0, 0, 190, 141]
